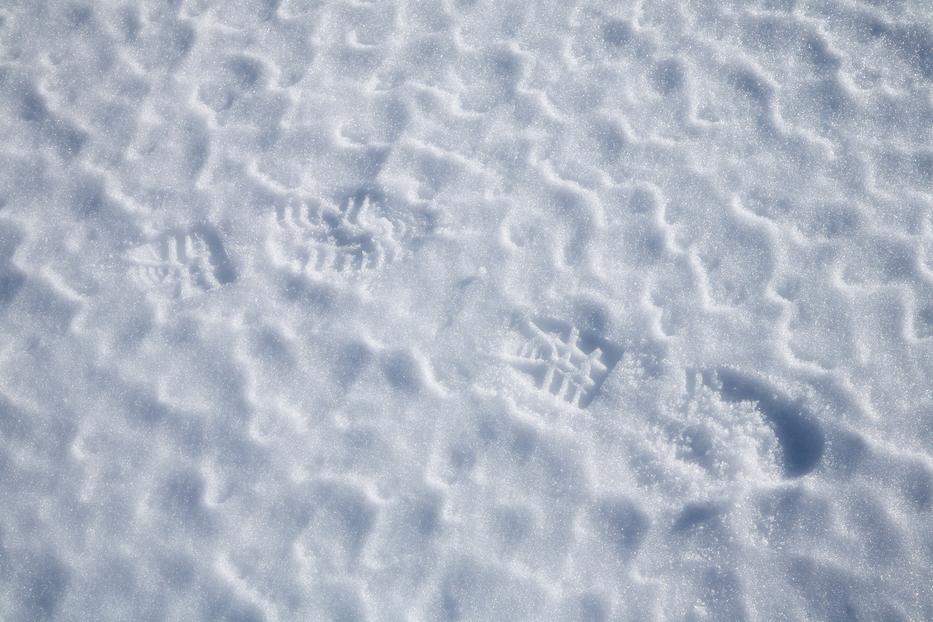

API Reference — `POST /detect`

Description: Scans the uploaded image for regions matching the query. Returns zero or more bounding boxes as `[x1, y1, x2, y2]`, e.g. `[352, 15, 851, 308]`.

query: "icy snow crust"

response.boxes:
[1, 0, 932, 620]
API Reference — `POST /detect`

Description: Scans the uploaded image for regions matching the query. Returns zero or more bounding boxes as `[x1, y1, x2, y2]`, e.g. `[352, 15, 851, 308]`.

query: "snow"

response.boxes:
[1, 0, 932, 620]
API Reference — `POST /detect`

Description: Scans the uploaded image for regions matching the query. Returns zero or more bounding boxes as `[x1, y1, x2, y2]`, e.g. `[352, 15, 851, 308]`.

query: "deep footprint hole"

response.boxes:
[713, 368, 825, 478]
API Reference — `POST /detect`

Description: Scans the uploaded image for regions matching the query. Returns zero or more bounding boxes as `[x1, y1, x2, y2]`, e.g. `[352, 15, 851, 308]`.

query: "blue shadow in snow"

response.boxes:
[714, 368, 825, 478]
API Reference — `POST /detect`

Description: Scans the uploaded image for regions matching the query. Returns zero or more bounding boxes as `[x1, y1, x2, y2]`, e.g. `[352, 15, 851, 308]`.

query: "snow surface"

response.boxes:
[1, 0, 932, 620]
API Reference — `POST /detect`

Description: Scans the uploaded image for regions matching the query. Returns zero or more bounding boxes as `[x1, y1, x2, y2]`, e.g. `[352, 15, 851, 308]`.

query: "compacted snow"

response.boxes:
[1, 1, 932, 620]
